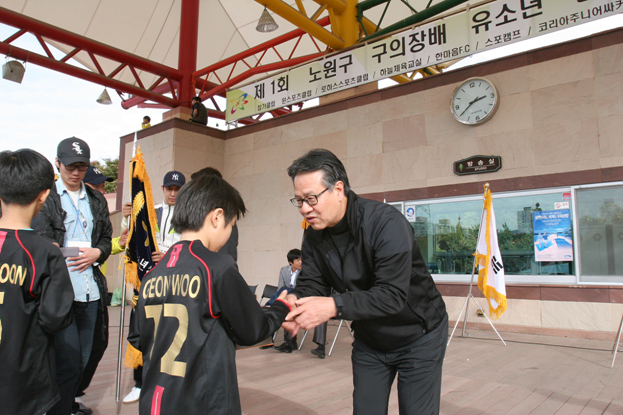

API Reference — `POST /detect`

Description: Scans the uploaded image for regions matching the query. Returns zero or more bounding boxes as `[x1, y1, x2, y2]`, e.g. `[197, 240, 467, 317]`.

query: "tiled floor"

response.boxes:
[82, 306, 623, 414]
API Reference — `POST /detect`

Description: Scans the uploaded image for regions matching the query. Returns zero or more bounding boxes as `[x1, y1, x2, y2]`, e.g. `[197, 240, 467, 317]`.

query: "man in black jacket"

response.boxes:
[284, 149, 447, 415]
[32, 137, 112, 415]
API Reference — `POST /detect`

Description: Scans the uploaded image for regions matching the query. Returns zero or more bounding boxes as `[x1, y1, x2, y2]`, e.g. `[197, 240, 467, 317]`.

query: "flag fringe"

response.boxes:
[476, 188, 507, 320]
[124, 259, 140, 292]
[124, 342, 143, 369]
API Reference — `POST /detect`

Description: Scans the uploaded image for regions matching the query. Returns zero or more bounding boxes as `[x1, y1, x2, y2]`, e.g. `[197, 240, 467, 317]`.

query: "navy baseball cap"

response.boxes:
[84, 166, 113, 185]
[57, 137, 90, 166]
[163, 171, 186, 187]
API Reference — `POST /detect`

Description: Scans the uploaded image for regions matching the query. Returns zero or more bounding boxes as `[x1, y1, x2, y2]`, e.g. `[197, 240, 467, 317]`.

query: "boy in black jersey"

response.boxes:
[0, 149, 74, 415]
[128, 174, 291, 415]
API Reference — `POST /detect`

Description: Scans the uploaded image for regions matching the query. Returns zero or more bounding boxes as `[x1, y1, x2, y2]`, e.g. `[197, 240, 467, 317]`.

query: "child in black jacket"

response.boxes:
[0, 149, 74, 415]
[129, 174, 290, 415]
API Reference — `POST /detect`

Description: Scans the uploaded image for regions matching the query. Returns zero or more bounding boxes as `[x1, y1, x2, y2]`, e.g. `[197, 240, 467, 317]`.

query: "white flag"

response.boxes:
[476, 187, 507, 319]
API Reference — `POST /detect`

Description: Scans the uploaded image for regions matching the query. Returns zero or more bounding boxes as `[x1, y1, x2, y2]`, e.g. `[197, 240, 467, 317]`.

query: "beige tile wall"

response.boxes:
[123, 42, 623, 334]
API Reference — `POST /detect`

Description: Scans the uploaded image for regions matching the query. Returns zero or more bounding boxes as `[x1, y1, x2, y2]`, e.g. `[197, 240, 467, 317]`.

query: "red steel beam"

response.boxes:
[193, 16, 330, 79]
[178, 0, 200, 105]
[121, 76, 221, 109]
[198, 52, 325, 101]
[0, 6, 182, 81]
[0, 41, 178, 107]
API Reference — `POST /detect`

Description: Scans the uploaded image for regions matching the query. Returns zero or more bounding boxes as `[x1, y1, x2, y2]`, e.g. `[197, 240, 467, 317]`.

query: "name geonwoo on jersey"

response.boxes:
[0, 262, 28, 286]
[141, 273, 201, 300]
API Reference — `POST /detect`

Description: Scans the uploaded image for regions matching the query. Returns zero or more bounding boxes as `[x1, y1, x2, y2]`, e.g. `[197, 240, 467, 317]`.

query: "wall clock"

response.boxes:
[451, 77, 499, 125]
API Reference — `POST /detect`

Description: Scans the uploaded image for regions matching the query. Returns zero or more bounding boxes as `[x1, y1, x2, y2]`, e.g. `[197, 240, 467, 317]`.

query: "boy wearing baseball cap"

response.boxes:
[83, 165, 114, 195]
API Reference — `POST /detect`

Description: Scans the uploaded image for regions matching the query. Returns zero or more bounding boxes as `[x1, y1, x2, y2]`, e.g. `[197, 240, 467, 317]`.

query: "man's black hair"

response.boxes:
[0, 149, 54, 205]
[171, 174, 246, 233]
[191, 166, 223, 180]
[192, 96, 202, 103]
[287, 249, 301, 264]
[143, 116, 151, 122]
[287, 148, 350, 193]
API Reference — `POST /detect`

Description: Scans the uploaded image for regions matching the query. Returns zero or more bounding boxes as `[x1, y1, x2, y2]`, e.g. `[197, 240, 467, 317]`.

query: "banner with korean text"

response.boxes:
[226, 0, 622, 121]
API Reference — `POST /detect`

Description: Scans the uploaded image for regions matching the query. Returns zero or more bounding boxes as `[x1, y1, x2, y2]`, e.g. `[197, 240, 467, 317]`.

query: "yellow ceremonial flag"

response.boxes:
[475, 186, 507, 319]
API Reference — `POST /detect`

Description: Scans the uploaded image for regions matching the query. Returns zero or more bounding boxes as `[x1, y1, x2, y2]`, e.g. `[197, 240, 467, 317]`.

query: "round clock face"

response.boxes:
[451, 77, 499, 125]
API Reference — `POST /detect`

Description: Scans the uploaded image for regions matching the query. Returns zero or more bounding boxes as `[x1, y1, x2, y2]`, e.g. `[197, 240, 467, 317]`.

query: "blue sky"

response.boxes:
[1, 15, 622, 166]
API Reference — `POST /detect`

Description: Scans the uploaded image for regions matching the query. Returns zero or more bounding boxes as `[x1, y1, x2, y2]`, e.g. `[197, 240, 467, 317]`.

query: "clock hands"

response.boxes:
[459, 95, 486, 117]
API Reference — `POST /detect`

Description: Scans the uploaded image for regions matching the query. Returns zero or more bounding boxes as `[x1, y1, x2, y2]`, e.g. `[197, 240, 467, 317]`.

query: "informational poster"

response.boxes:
[226, 0, 622, 121]
[532, 209, 574, 261]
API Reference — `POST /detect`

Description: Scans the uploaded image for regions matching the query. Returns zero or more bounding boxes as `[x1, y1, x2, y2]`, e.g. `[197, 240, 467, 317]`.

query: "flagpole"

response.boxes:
[115, 131, 137, 402]
[448, 183, 506, 347]
[115, 263, 127, 402]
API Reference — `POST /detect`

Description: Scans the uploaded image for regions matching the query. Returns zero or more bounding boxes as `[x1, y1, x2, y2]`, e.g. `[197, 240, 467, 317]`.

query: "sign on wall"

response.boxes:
[454, 155, 502, 175]
[226, 0, 622, 121]
[533, 209, 574, 262]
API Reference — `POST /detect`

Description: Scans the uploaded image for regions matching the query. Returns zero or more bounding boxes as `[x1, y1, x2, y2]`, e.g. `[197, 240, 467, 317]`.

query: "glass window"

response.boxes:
[408, 191, 575, 277]
[576, 185, 623, 283]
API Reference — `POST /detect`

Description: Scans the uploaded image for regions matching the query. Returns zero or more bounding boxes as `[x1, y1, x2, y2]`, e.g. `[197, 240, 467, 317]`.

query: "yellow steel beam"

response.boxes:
[310, 4, 328, 21]
[338, 0, 358, 47]
[390, 74, 412, 84]
[295, 0, 306, 15]
[313, 0, 346, 14]
[259, 0, 345, 50]
[328, 7, 340, 40]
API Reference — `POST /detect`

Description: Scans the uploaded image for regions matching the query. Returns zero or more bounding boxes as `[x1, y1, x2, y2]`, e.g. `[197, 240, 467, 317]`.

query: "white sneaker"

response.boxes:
[122, 387, 141, 404]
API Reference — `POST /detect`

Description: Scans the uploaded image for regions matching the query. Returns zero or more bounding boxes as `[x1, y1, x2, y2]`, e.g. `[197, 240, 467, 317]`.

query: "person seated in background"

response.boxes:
[142, 116, 151, 129]
[272, 249, 302, 353]
[189, 96, 208, 125]
[128, 174, 291, 414]
[0, 149, 74, 415]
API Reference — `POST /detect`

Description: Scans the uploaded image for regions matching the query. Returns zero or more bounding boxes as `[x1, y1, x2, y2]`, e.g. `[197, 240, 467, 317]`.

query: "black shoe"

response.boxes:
[273, 342, 288, 351]
[279, 345, 293, 353]
[311, 346, 326, 359]
[259, 344, 273, 349]
[72, 402, 93, 415]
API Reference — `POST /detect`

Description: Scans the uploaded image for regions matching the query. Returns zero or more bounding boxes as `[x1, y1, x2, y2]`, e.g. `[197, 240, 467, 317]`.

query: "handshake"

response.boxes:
[275, 290, 337, 336]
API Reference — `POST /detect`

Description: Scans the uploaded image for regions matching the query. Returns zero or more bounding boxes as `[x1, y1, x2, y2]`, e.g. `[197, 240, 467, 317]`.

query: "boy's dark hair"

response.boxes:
[192, 96, 202, 103]
[287, 249, 301, 264]
[191, 166, 222, 180]
[287, 148, 350, 194]
[143, 116, 151, 122]
[171, 174, 246, 233]
[0, 149, 54, 205]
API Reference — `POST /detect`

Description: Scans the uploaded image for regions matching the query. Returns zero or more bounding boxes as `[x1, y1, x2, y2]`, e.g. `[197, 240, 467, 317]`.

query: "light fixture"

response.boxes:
[256, 7, 278, 32]
[2, 59, 25, 84]
[96, 88, 112, 105]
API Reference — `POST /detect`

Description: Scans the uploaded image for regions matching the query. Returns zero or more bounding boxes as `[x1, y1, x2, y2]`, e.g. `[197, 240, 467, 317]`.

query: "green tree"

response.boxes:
[91, 158, 118, 193]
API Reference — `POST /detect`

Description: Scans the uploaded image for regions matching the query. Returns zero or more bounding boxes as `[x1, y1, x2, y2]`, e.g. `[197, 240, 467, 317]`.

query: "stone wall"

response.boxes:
[112, 29, 623, 337]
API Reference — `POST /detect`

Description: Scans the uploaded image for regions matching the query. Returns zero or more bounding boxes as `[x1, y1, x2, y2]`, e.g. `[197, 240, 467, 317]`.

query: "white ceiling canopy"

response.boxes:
[0, 0, 457, 103]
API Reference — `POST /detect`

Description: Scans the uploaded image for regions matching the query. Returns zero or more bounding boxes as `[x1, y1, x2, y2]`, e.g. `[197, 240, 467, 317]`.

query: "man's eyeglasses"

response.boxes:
[63, 164, 89, 172]
[290, 187, 330, 207]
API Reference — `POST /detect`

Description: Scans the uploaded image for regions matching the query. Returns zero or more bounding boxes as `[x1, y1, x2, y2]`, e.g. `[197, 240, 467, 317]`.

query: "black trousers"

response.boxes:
[313, 322, 327, 346]
[48, 320, 82, 415]
[351, 314, 448, 415]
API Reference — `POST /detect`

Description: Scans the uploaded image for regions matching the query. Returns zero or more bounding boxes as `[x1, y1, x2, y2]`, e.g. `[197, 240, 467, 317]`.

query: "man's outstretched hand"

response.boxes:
[286, 296, 337, 331]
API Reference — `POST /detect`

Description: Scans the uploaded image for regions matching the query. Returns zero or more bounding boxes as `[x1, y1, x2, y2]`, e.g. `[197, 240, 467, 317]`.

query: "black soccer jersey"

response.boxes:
[0, 229, 74, 415]
[129, 240, 290, 415]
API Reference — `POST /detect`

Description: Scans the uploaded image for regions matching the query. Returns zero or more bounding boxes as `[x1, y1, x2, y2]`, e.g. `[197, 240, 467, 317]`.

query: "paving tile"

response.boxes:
[77, 307, 623, 415]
